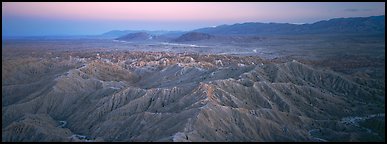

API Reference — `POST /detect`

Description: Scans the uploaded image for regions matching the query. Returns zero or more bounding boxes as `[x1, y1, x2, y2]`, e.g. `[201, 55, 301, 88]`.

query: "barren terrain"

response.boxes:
[2, 34, 385, 141]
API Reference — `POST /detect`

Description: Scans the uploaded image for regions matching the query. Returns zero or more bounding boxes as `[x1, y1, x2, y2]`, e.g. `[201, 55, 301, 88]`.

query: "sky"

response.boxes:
[2, 2, 385, 36]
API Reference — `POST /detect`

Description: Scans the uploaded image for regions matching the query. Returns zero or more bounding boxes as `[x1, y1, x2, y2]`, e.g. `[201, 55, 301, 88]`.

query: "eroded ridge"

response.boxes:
[2, 51, 385, 142]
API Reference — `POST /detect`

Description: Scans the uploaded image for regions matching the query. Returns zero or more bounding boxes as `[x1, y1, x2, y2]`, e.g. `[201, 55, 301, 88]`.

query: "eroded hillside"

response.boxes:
[2, 50, 385, 142]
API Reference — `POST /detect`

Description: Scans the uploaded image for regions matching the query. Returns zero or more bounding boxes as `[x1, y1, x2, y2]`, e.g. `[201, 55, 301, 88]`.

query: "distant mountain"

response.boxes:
[102, 30, 140, 37]
[103, 30, 186, 37]
[115, 32, 155, 41]
[172, 32, 264, 44]
[109, 15, 384, 43]
[193, 15, 385, 35]
[298, 15, 385, 34]
[173, 32, 215, 42]
[193, 23, 295, 35]
[158, 31, 186, 39]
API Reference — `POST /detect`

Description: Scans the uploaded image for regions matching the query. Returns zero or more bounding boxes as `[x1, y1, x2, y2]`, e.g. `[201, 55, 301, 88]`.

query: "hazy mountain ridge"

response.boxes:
[113, 15, 385, 43]
[173, 32, 215, 42]
[193, 15, 385, 35]
[115, 32, 155, 42]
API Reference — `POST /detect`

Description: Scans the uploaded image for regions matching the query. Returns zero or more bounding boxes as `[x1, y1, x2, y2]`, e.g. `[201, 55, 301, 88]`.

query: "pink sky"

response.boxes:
[3, 2, 384, 22]
[2, 2, 385, 36]
[3, 2, 261, 21]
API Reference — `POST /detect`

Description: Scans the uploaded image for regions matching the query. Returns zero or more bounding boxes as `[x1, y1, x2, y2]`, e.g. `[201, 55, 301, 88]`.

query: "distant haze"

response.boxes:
[2, 2, 385, 36]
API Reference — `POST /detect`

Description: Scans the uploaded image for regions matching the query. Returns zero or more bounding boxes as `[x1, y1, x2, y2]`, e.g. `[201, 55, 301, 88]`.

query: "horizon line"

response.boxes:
[2, 15, 384, 37]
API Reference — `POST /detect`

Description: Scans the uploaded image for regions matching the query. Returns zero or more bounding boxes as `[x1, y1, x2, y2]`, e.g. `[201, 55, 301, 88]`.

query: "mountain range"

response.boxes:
[193, 15, 385, 35]
[111, 15, 385, 43]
